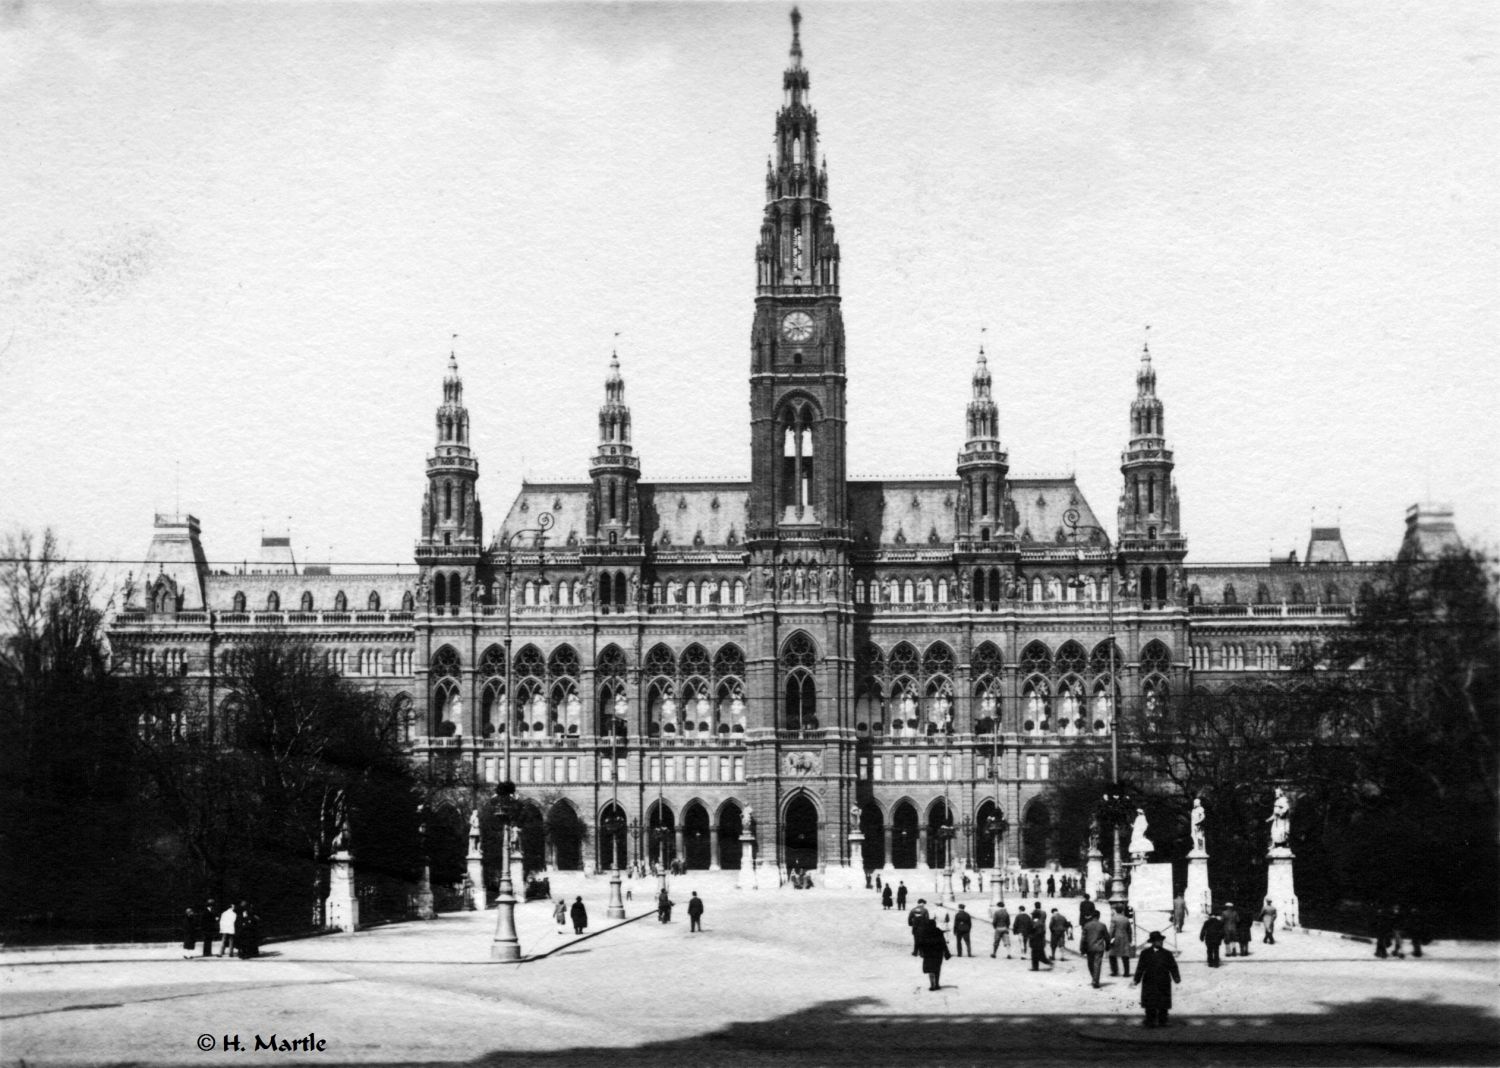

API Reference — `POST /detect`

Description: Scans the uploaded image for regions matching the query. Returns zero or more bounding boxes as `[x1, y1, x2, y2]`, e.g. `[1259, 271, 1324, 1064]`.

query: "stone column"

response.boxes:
[737, 832, 757, 890]
[415, 863, 436, 921]
[1085, 846, 1107, 903]
[466, 830, 485, 911]
[1264, 846, 1299, 929]
[326, 847, 359, 933]
[917, 825, 930, 870]
[1185, 846, 1211, 918]
[883, 825, 894, 871]
[709, 829, 722, 872]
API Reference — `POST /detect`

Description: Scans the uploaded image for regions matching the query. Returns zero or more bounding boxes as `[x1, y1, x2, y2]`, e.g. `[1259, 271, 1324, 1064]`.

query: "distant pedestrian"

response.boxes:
[1235, 910, 1252, 957]
[1048, 909, 1071, 961]
[952, 905, 973, 956]
[181, 907, 198, 957]
[1078, 893, 1098, 928]
[961, 873, 971, 893]
[1133, 931, 1181, 1027]
[1108, 906, 1134, 977]
[656, 889, 673, 923]
[907, 899, 930, 956]
[1012, 904, 1034, 959]
[1171, 894, 1187, 934]
[570, 896, 588, 934]
[200, 899, 218, 958]
[882, 885, 893, 910]
[238, 903, 259, 959]
[990, 901, 1012, 958]
[1080, 911, 1110, 988]
[1200, 911, 1225, 967]
[1028, 916, 1051, 971]
[918, 918, 952, 990]
[896, 882, 908, 911]
[1373, 906, 1394, 957]
[875, 873, 882, 891]
[1046, 875, 1056, 898]
[554, 898, 567, 931]
[218, 903, 239, 958]
[1259, 899, 1277, 944]
[1403, 906, 1428, 958]
[687, 892, 704, 932]
[1222, 903, 1241, 956]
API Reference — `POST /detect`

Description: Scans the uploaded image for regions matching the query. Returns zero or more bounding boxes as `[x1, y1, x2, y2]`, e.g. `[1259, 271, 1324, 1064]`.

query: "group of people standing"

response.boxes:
[1195, 899, 1278, 966]
[182, 899, 260, 959]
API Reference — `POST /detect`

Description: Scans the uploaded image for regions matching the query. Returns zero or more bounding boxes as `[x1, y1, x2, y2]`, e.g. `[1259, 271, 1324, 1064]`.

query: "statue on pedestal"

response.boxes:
[1128, 808, 1154, 856]
[1268, 787, 1291, 848]
[1190, 797, 1207, 853]
[468, 809, 481, 845]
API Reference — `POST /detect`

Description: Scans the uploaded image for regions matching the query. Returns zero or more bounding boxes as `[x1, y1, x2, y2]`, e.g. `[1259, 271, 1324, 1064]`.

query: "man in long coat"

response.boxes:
[687, 892, 704, 933]
[952, 904, 973, 956]
[1221, 902, 1241, 956]
[1079, 911, 1110, 988]
[1108, 905, 1134, 977]
[570, 896, 588, 934]
[1200, 910, 1225, 967]
[1133, 930, 1181, 1027]
[917, 918, 951, 990]
[907, 899, 930, 956]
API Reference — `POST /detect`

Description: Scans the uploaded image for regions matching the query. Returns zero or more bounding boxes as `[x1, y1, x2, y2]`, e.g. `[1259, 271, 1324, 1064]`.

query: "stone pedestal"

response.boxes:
[509, 851, 524, 897]
[1265, 847, 1299, 928]
[1085, 848, 1106, 902]
[466, 842, 485, 911]
[1185, 849, 1211, 917]
[1128, 857, 1174, 913]
[415, 863, 435, 921]
[737, 833, 757, 890]
[326, 849, 359, 933]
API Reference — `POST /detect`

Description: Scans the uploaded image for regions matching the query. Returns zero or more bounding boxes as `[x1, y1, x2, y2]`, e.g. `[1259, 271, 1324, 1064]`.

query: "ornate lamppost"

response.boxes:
[629, 817, 642, 875]
[1062, 507, 1128, 913]
[602, 809, 627, 919]
[985, 810, 1009, 905]
[489, 510, 553, 962]
[1096, 783, 1135, 913]
[489, 781, 523, 959]
[960, 816, 974, 882]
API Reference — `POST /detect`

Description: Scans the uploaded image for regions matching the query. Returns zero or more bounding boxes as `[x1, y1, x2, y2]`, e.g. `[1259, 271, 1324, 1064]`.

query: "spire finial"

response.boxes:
[789, 7, 803, 67]
[448, 333, 459, 373]
[1142, 323, 1151, 360]
[979, 325, 987, 361]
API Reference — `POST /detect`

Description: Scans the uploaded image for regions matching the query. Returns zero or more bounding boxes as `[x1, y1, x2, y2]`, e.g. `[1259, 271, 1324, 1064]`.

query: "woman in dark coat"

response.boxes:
[181, 907, 197, 957]
[1132, 931, 1181, 1027]
[569, 896, 589, 934]
[881, 885, 893, 910]
[917, 918, 951, 990]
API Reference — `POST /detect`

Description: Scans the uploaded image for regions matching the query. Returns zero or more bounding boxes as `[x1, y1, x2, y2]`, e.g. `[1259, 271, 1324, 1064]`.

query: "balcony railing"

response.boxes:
[1189, 603, 1352, 618]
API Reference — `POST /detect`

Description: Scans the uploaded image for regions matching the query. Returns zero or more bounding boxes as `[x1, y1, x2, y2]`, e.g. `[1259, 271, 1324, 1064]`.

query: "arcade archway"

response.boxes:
[683, 802, 712, 870]
[783, 795, 819, 870]
[717, 802, 744, 870]
[891, 801, 919, 868]
[860, 804, 885, 870]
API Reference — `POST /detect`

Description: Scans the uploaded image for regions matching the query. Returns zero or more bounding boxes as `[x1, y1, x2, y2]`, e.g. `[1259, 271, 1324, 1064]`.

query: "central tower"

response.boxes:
[748, 7, 848, 538]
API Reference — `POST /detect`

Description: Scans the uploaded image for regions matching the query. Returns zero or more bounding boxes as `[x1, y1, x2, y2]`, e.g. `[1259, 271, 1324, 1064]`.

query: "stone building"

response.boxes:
[108, 12, 1459, 879]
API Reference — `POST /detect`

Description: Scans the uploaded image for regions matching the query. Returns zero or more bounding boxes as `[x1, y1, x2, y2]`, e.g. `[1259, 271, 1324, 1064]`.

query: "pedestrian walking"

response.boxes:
[237, 903, 259, 959]
[1133, 931, 1181, 1028]
[896, 882, 908, 910]
[1012, 904, 1034, 961]
[1107, 906, 1134, 977]
[570, 896, 589, 934]
[656, 889, 673, 923]
[218, 902, 239, 958]
[1404, 906, 1428, 958]
[1048, 908, 1071, 961]
[907, 899, 930, 956]
[918, 918, 952, 990]
[952, 904, 973, 956]
[1046, 875, 1056, 898]
[181, 907, 198, 958]
[200, 899, 218, 958]
[1259, 898, 1277, 944]
[961, 873, 971, 893]
[1235, 910, 1252, 957]
[881, 885, 893, 910]
[990, 901, 1012, 958]
[1200, 910, 1225, 967]
[1079, 911, 1110, 988]
[1171, 894, 1187, 934]
[875, 873, 882, 891]
[1078, 893, 1098, 928]
[1028, 915, 1052, 971]
[1222, 902, 1241, 956]
[554, 898, 567, 932]
[687, 892, 704, 932]
[1373, 906, 1393, 958]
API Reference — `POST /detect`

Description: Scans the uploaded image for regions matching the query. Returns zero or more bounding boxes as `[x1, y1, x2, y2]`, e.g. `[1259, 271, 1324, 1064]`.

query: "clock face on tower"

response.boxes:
[781, 311, 815, 343]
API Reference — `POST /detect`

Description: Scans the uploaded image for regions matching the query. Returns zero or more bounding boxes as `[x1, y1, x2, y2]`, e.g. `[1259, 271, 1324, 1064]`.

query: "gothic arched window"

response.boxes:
[231, 591, 246, 612]
[367, 590, 381, 610]
[299, 591, 314, 612]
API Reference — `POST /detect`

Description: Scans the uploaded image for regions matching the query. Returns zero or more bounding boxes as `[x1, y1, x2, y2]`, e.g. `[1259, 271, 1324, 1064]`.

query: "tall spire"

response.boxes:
[421, 344, 482, 552]
[956, 332, 1011, 543]
[1118, 333, 1181, 547]
[590, 343, 640, 542]
[966, 340, 999, 443]
[785, 7, 808, 104]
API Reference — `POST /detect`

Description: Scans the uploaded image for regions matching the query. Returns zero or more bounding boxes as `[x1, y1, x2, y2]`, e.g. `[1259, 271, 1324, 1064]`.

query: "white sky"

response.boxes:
[2, 1, 1496, 571]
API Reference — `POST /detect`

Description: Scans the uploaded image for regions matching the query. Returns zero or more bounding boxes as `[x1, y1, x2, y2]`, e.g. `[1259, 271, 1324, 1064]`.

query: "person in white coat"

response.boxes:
[218, 903, 239, 958]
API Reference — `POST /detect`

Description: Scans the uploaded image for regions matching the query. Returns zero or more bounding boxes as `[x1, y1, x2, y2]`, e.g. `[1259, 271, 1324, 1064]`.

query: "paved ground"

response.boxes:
[3, 871, 1497, 1067]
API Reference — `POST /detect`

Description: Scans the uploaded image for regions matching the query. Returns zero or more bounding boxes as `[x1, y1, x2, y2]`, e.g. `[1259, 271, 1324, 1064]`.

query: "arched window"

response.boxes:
[779, 399, 820, 515]
[443, 481, 452, 521]
[299, 591, 314, 612]
[333, 590, 347, 611]
[367, 590, 381, 611]
[1223, 584, 1237, 605]
[1257, 583, 1271, 605]
[231, 591, 246, 612]
[434, 573, 447, 607]
[401, 590, 415, 612]
[780, 632, 818, 731]
[1290, 583, 1305, 604]
[430, 645, 462, 736]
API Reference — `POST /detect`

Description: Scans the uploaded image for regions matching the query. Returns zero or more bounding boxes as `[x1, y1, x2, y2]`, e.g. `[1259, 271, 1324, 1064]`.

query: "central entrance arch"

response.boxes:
[783, 795, 819, 870]
[683, 802, 712, 870]
[891, 801, 919, 868]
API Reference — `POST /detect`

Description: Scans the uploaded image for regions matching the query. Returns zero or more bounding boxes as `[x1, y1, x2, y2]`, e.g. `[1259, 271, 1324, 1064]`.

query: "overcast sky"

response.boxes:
[2, 1, 1495, 573]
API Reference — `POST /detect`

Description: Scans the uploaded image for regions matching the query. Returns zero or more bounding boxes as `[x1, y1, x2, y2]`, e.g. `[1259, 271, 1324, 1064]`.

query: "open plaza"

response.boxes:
[3, 873, 1497, 1067]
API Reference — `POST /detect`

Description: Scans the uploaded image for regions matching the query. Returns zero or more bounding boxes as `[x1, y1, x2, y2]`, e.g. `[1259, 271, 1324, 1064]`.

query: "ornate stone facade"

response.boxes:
[108, 13, 1455, 877]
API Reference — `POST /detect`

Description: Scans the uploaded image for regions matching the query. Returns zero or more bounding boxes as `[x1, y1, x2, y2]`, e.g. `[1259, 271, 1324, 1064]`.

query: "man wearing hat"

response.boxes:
[907, 898, 930, 956]
[1133, 930, 1181, 1027]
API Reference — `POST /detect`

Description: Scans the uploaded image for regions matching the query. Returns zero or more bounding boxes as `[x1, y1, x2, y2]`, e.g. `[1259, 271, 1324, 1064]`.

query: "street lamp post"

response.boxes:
[986, 812, 1009, 905]
[490, 511, 553, 962]
[1063, 508, 1128, 913]
[603, 718, 626, 919]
